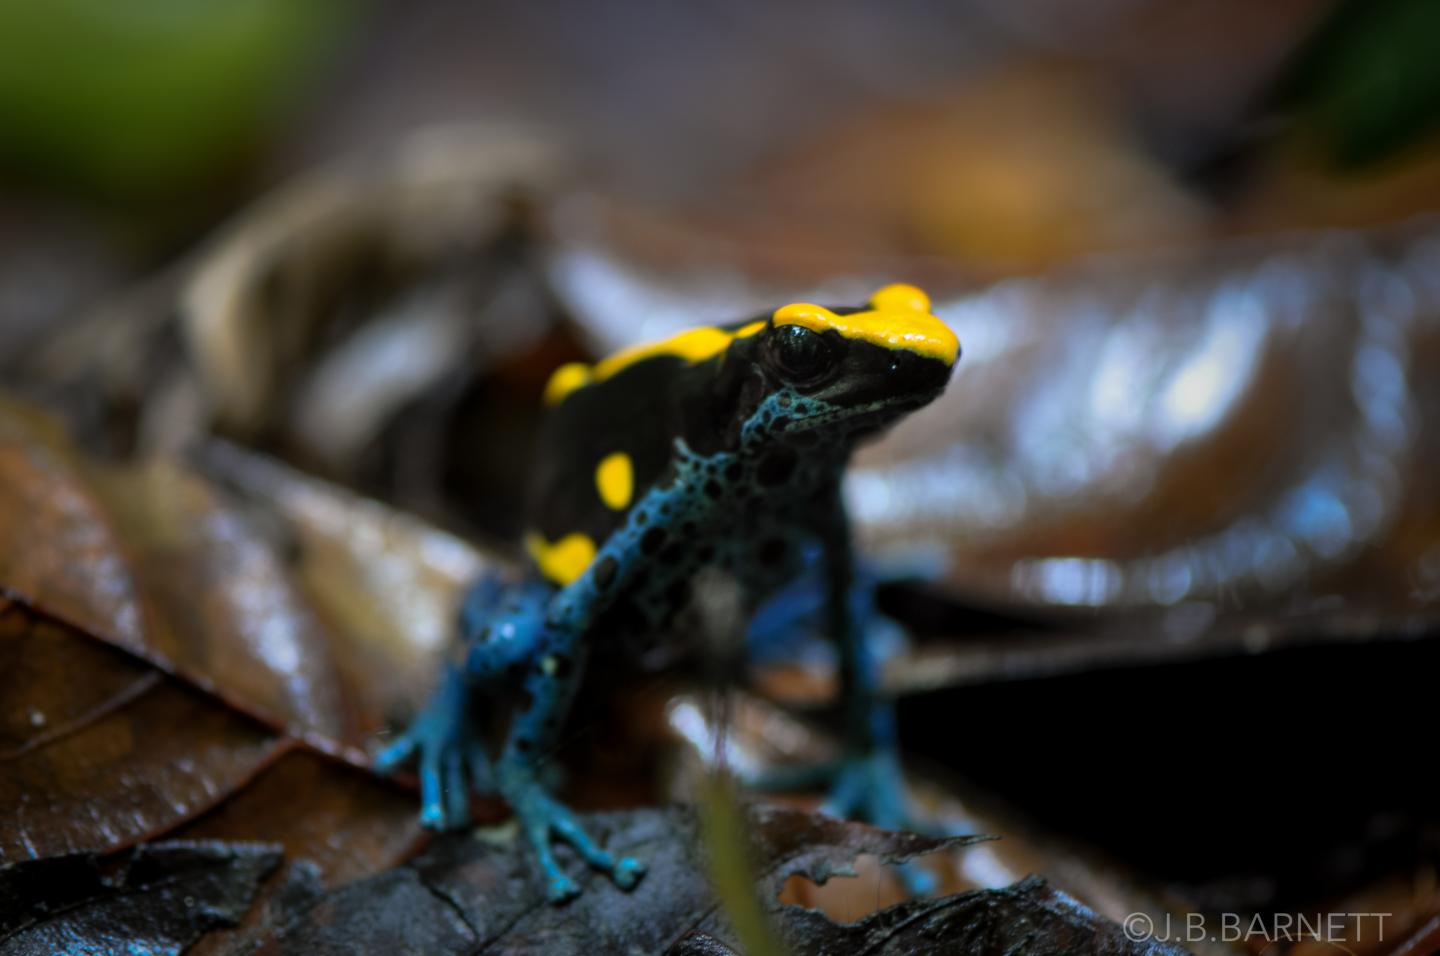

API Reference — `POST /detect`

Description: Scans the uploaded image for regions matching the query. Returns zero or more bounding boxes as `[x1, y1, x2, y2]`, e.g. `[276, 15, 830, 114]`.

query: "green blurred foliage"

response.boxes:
[1283, 0, 1440, 167]
[699, 774, 788, 956]
[0, 0, 356, 201]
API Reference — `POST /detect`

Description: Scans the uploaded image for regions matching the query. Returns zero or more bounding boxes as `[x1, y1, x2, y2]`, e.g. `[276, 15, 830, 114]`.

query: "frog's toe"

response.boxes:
[374, 668, 495, 831]
[611, 856, 646, 891]
[506, 775, 648, 902]
[546, 873, 582, 905]
[418, 747, 449, 828]
[372, 732, 417, 775]
[391, 728, 484, 830]
[419, 800, 447, 830]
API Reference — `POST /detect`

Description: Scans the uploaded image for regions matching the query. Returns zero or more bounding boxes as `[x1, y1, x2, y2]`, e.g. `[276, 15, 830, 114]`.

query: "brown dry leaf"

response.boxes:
[0, 396, 351, 742]
[0, 397, 497, 875]
[0, 400, 153, 663]
[0, 604, 283, 862]
[188, 439, 491, 742]
[0, 396, 497, 751]
[90, 463, 354, 743]
[0, 601, 424, 948]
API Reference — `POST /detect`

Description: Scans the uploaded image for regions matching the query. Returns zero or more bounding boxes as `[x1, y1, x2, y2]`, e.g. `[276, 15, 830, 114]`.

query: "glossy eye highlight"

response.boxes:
[767, 324, 837, 386]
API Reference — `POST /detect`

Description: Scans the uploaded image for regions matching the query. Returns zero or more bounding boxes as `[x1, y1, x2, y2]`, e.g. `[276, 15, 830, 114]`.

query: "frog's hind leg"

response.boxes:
[746, 549, 908, 666]
[745, 541, 941, 896]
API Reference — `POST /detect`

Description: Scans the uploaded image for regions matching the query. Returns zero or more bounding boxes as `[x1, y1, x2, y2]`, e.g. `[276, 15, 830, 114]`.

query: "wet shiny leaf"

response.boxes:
[0, 397, 350, 740]
[0, 401, 474, 877]
[549, 210, 1440, 623]
[91, 462, 354, 742]
[190, 439, 490, 739]
[0, 399, 152, 660]
[0, 605, 283, 862]
[0, 395, 501, 748]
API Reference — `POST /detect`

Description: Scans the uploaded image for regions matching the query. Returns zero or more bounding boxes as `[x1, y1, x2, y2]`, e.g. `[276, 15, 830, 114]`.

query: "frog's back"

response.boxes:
[522, 324, 749, 589]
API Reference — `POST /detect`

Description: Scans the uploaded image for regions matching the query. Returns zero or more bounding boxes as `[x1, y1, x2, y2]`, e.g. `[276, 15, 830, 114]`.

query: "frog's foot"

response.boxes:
[747, 749, 938, 896]
[499, 773, 646, 903]
[373, 670, 494, 830]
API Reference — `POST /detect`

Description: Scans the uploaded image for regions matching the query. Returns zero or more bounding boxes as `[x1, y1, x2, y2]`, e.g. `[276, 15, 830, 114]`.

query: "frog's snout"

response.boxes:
[890, 345, 957, 399]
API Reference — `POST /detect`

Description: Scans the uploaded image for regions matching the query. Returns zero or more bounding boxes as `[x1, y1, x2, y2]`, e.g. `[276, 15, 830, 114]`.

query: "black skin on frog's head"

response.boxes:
[708, 286, 959, 450]
[528, 284, 959, 562]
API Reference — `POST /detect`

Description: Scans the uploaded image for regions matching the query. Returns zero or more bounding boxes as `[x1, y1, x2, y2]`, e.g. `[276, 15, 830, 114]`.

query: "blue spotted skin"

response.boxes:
[377, 302, 957, 903]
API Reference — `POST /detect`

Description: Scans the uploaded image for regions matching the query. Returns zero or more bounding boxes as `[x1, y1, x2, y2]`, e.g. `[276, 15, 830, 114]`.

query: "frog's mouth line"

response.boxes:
[782, 387, 945, 437]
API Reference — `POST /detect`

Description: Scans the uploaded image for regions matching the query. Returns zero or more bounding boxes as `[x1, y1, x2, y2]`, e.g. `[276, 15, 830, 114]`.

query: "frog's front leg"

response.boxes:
[379, 566, 645, 903]
[374, 574, 548, 828]
[492, 622, 644, 904]
[493, 469, 713, 902]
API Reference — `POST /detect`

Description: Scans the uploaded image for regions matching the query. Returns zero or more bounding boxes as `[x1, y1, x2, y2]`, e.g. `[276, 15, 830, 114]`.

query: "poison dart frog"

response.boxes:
[376, 284, 960, 903]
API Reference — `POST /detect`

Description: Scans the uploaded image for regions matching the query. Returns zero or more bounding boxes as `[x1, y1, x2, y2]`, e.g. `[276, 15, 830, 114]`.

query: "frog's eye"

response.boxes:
[768, 324, 838, 386]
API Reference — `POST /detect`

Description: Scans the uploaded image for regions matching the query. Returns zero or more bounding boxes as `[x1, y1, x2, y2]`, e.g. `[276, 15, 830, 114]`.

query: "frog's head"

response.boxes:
[720, 284, 958, 449]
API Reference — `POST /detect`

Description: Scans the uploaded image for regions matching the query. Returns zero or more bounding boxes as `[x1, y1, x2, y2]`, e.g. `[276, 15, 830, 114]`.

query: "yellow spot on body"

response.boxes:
[525, 531, 597, 586]
[735, 319, 766, 338]
[543, 362, 593, 405]
[595, 452, 634, 510]
[774, 283, 958, 365]
[541, 655, 558, 675]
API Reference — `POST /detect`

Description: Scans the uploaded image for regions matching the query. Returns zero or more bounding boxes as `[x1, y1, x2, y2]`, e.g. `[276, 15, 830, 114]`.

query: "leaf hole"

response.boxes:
[776, 853, 912, 924]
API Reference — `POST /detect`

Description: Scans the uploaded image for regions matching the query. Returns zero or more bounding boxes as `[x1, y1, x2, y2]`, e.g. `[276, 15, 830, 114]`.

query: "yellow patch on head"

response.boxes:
[773, 283, 958, 365]
[870, 283, 931, 314]
[525, 531, 597, 586]
[595, 452, 634, 510]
